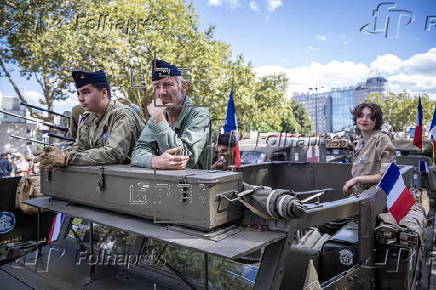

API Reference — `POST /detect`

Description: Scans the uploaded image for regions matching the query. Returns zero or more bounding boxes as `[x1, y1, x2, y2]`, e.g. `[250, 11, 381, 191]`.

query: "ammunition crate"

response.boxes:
[40, 165, 243, 231]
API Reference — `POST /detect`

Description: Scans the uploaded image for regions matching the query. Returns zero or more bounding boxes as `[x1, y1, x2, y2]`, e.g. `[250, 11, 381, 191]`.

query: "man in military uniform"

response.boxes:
[131, 59, 210, 170]
[35, 70, 144, 168]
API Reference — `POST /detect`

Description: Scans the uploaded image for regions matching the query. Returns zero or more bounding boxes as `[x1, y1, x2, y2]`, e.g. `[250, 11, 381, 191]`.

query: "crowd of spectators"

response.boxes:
[0, 152, 39, 178]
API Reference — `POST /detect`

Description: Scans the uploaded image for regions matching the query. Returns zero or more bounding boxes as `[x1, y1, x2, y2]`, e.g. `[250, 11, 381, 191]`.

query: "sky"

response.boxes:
[1, 0, 436, 113]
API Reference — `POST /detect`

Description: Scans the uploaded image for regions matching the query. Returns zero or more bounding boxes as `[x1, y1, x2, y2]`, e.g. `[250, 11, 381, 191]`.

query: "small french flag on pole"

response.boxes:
[413, 96, 423, 150]
[419, 160, 429, 173]
[378, 163, 416, 223]
[48, 213, 65, 243]
[429, 106, 436, 151]
[224, 89, 241, 167]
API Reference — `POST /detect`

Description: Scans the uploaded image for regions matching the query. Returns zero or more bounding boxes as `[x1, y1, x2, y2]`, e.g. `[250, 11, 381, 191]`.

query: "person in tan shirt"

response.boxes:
[343, 103, 395, 194]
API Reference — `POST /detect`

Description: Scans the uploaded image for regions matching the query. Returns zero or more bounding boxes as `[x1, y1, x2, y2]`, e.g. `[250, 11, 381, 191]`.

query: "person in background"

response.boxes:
[15, 154, 29, 176]
[211, 133, 237, 170]
[68, 104, 85, 139]
[0, 153, 12, 178]
[117, 98, 142, 116]
[7, 153, 16, 177]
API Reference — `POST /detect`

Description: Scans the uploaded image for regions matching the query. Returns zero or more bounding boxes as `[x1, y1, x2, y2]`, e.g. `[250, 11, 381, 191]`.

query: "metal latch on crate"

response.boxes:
[178, 176, 192, 202]
[96, 167, 105, 191]
[215, 190, 239, 213]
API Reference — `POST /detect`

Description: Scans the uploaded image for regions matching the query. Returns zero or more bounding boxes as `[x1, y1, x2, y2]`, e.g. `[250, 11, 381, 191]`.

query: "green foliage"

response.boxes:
[366, 92, 436, 132]
[247, 73, 311, 134]
[0, 0, 311, 132]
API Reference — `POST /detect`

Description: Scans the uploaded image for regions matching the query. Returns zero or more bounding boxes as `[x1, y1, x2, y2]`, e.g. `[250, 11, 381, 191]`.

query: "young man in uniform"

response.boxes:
[35, 70, 144, 168]
[131, 59, 210, 170]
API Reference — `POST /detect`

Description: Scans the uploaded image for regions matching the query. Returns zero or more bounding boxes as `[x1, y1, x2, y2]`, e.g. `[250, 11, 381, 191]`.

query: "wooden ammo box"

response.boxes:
[40, 165, 243, 231]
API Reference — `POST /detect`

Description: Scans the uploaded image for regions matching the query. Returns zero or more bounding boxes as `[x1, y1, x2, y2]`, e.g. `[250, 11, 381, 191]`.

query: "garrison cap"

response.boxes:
[72, 70, 108, 88]
[151, 59, 182, 81]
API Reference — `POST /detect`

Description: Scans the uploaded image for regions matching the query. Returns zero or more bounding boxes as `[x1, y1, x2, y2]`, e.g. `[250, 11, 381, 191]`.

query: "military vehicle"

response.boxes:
[0, 176, 54, 265]
[0, 159, 434, 289]
[239, 133, 327, 164]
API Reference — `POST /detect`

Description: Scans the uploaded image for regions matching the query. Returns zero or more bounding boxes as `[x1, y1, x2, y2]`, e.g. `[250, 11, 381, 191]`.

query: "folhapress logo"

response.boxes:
[360, 2, 415, 39]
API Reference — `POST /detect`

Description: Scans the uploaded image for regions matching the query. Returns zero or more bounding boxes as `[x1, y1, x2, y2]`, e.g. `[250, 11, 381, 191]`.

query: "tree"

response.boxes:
[366, 92, 436, 132]
[290, 100, 312, 135]
[0, 0, 312, 134]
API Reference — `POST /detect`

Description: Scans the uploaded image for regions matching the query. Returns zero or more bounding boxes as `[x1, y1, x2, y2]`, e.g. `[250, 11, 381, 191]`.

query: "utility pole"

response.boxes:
[309, 85, 324, 135]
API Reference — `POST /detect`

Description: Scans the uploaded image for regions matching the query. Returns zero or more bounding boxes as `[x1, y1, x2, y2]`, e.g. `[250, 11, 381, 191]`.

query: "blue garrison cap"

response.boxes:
[72, 70, 108, 88]
[151, 59, 182, 81]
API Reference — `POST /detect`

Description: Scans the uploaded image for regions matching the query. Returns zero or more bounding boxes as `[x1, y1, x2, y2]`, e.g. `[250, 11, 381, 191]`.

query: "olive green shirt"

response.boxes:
[352, 130, 396, 178]
[68, 100, 144, 166]
[131, 97, 210, 169]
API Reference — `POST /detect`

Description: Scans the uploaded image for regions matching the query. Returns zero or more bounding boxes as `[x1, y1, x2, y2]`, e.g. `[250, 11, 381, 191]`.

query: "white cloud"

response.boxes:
[371, 49, 436, 76]
[316, 35, 327, 41]
[23, 90, 44, 105]
[254, 61, 369, 96]
[340, 35, 352, 45]
[370, 54, 403, 74]
[254, 47, 436, 98]
[306, 46, 319, 51]
[249, 0, 259, 11]
[266, 0, 282, 11]
[209, 0, 282, 12]
[401, 48, 436, 75]
[208, 0, 240, 8]
[208, 0, 223, 6]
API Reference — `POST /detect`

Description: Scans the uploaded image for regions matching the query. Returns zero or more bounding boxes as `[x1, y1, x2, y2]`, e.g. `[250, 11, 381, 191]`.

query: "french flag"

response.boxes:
[48, 213, 65, 243]
[413, 96, 423, 150]
[378, 163, 416, 223]
[429, 105, 436, 151]
[419, 160, 429, 173]
[224, 90, 241, 167]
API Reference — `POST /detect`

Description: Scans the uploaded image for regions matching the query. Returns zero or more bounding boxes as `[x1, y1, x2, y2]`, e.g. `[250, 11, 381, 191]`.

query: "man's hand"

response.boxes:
[147, 98, 167, 124]
[33, 147, 69, 170]
[343, 177, 358, 194]
[211, 156, 228, 170]
[151, 146, 189, 169]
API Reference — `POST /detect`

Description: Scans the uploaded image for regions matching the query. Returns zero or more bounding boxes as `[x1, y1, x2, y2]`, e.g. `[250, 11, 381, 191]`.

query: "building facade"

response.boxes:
[0, 96, 37, 154]
[293, 77, 388, 134]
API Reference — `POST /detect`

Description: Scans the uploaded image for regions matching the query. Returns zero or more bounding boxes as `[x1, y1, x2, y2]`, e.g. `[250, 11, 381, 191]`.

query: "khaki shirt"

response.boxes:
[352, 130, 395, 178]
[68, 100, 144, 166]
[131, 96, 210, 169]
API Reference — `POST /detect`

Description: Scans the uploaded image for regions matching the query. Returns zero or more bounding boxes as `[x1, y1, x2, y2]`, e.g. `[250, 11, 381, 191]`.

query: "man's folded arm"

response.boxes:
[131, 135, 159, 168]
[152, 111, 209, 168]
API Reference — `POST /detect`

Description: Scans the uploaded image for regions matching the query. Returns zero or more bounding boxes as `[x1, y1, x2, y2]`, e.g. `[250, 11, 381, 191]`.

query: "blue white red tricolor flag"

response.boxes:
[378, 163, 416, 223]
[429, 106, 436, 151]
[48, 213, 65, 243]
[224, 90, 241, 167]
[413, 96, 423, 150]
[419, 160, 429, 173]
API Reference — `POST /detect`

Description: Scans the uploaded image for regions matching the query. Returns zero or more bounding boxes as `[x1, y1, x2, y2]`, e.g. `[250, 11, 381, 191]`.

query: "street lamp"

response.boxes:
[309, 85, 324, 135]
